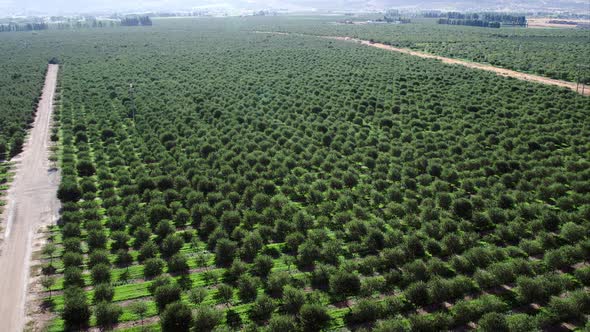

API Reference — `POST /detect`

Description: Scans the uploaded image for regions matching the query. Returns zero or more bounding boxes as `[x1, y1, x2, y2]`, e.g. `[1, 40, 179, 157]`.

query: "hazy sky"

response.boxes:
[1, 0, 588, 15]
[0, 0, 507, 15]
[1, 0, 386, 15]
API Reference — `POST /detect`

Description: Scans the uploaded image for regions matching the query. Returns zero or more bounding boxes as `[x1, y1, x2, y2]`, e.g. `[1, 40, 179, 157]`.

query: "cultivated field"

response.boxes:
[0, 16, 588, 332]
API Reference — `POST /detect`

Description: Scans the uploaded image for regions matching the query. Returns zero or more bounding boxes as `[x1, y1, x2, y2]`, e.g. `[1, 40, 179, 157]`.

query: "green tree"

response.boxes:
[215, 238, 237, 267]
[267, 314, 297, 331]
[57, 179, 82, 202]
[62, 287, 90, 330]
[249, 294, 276, 324]
[95, 302, 122, 330]
[160, 302, 193, 332]
[217, 283, 234, 307]
[154, 283, 182, 312]
[40, 275, 56, 299]
[478, 312, 508, 332]
[143, 257, 165, 279]
[130, 301, 148, 329]
[188, 287, 208, 306]
[329, 270, 361, 299]
[300, 303, 330, 332]
[193, 305, 222, 332]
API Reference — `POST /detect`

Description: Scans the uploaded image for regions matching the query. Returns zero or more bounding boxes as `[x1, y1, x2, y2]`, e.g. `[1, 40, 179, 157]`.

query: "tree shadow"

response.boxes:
[41, 298, 55, 311]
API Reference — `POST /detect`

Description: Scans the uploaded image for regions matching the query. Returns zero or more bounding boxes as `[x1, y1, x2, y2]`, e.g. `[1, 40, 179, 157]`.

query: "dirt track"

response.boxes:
[256, 31, 589, 96]
[0, 64, 60, 332]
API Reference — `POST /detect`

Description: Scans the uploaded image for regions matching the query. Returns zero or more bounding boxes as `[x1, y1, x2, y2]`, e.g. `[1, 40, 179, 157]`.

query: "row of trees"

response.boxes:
[0, 37, 50, 161]
[437, 18, 501, 28]
[0, 22, 49, 32]
[0, 18, 151, 34]
[266, 16, 587, 82]
[36, 18, 590, 331]
[120, 16, 153, 27]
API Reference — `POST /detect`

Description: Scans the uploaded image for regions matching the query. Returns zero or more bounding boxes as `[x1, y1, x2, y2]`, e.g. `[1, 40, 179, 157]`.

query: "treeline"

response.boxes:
[1, 20, 127, 33]
[438, 18, 501, 28]
[120, 16, 152, 26]
[380, 9, 412, 23]
[428, 12, 527, 27]
[480, 13, 526, 26]
[0, 22, 49, 32]
[0, 16, 152, 33]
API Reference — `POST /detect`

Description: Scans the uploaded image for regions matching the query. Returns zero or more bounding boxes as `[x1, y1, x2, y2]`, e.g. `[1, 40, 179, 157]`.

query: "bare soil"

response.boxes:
[0, 64, 60, 332]
[527, 18, 589, 28]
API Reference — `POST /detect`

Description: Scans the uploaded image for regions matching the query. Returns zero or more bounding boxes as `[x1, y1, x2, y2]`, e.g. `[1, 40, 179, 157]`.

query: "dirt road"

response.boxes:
[0, 64, 60, 332]
[256, 31, 589, 96]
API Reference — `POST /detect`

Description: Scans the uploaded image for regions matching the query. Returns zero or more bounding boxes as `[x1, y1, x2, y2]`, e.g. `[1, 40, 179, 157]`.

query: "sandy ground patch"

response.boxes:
[528, 18, 589, 28]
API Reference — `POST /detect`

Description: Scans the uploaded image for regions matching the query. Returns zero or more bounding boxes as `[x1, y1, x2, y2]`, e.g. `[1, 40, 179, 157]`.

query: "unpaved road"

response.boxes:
[256, 31, 590, 96]
[0, 64, 60, 332]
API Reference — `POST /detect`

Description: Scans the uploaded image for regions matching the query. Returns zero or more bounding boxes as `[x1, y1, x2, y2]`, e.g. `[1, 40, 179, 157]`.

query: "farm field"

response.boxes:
[251, 16, 590, 83]
[0, 17, 589, 332]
